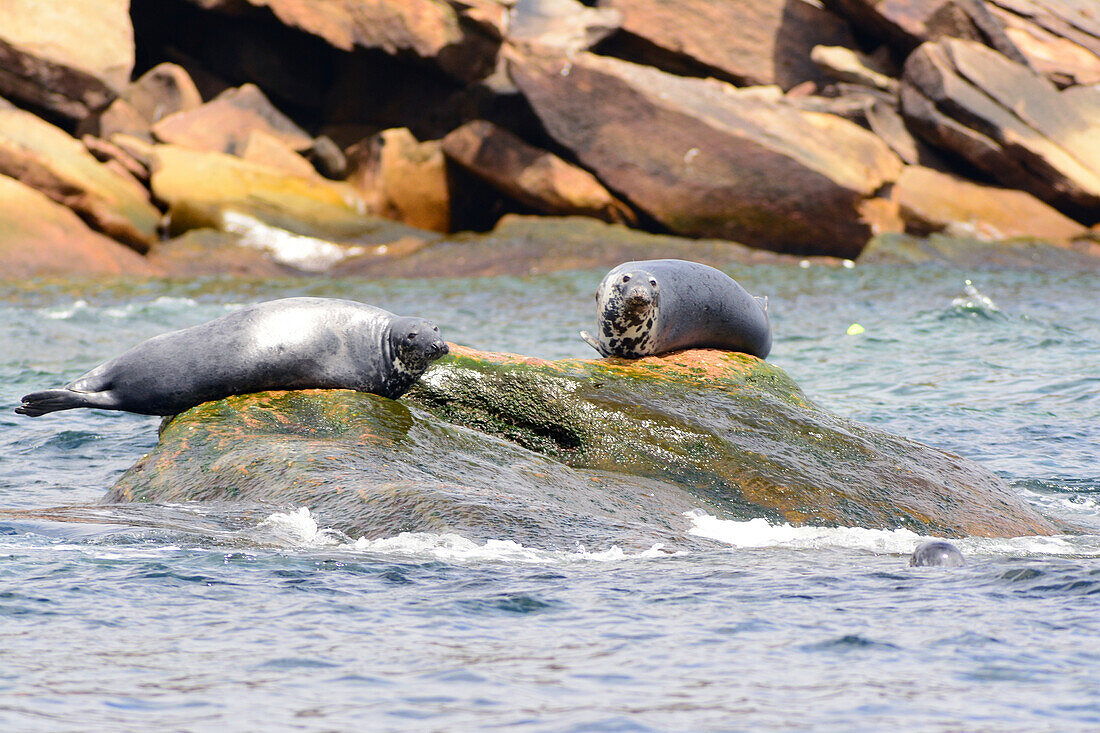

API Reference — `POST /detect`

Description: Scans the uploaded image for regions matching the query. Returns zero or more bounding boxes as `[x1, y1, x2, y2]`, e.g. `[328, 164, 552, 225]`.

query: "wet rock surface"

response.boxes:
[107, 346, 1062, 543]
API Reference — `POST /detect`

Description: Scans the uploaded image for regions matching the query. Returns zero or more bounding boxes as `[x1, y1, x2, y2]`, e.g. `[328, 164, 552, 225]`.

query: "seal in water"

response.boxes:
[909, 540, 965, 567]
[580, 259, 772, 359]
[16, 297, 449, 417]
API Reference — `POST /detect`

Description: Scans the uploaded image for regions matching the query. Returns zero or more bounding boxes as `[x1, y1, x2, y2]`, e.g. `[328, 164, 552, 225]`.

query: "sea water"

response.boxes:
[1, 264, 1098, 731]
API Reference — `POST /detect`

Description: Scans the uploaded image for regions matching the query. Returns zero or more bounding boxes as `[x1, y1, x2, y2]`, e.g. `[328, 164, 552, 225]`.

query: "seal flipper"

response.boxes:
[16, 389, 92, 417]
[755, 296, 769, 313]
[580, 330, 609, 356]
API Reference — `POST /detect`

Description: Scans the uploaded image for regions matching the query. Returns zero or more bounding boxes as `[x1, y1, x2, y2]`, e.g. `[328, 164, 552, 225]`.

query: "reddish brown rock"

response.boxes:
[891, 165, 1088, 241]
[185, 0, 503, 83]
[509, 0, 621, 53]
[0, 0, 134, 122]
[901, 39, 1100, 221]
[152, 83, 313, 155]
[822, 0, 1029, 62]
[442, 120, 633, 224]
[92, 62, 204, 140]
[811, 45, 900, 93]
[596, 0, 857, 90]
[0, 175, 159, 279]
[987, 0, 1100, 86]
[509, 50, 903, 257]
[0, 109, 161, 252]
[148, 143, 367, 237]
[238, 130, 322, 180]
[346, 128, 452, 234]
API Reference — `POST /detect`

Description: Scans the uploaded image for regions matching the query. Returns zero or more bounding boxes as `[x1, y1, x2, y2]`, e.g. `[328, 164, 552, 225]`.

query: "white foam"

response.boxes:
[254, 507, 349, 548]
[253, 508, 670, 563]
[951, 278, 1000, 313]
[685, 510, 1100, 558]
[42, 299, 90, 320]
[221, 211, 366, 272]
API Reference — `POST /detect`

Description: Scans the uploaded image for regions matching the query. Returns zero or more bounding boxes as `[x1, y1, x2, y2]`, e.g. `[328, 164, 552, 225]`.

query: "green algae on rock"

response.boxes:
[107, 345, 1060, 544]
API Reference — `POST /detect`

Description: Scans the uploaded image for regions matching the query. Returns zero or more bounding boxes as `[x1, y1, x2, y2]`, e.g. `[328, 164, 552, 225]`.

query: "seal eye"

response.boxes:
[407, 332, 417, 340]
[649, 279, 657, 287]
[622, 275, 631, 283]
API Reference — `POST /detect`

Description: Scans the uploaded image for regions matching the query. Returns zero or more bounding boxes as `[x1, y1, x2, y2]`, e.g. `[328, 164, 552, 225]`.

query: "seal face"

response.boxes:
[581, 259, 772, 359]
[16, 297, 449, 417]
[909, 540, 965, 567]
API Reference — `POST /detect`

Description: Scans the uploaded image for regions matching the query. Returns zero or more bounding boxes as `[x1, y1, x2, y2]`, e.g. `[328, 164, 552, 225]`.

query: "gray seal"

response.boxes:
[909, 540, 965, 567]
[581, 259, 772, 359]
[16, 297, 448, 417]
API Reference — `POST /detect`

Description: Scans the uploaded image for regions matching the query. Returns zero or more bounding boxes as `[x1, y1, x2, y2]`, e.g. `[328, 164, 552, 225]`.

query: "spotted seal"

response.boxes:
[580, 259, 772, 359]
[16, 297, 448, 417]
[909, 540, 965, 567]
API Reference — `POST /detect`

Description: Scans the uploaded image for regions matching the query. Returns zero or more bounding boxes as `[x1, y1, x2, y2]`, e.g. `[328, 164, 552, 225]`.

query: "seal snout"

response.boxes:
[431, 340, 450, 358]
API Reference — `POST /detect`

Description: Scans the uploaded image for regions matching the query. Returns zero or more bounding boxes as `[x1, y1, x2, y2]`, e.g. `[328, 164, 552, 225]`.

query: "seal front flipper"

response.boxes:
[579, 330, 609, 356]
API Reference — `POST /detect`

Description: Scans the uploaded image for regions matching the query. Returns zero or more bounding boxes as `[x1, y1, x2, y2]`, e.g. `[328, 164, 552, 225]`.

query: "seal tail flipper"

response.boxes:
[579, 330, 607, 356]
[15, 389, 92, 417]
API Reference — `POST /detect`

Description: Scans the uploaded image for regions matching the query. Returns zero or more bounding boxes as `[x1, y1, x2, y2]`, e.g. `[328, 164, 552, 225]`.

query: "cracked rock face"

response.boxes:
[509, 49, 903, 258]
[0, 0, 134, 122]
[901, 38, 1100, 223]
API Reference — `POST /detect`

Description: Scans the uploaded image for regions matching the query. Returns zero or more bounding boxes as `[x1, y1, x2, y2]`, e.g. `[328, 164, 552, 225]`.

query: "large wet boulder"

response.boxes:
[0, 174, 160, 279]
[901, 38, 1100, 222]
[0, 0, 134, 122]
[107, 345, 1060, 545]
[0, 108, 161, 252]
[508, 49, 904, 258]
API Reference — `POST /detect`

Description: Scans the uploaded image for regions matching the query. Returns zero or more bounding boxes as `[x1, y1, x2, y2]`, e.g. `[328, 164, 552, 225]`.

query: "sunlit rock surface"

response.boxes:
[107, 345, 1061, 546]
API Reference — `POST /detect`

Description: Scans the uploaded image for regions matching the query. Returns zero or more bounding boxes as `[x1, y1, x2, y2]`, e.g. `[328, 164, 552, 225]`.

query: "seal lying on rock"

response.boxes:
[16, 297, 448, 417]
[581, 259, 772, 359]
[909, 540, 966, 567]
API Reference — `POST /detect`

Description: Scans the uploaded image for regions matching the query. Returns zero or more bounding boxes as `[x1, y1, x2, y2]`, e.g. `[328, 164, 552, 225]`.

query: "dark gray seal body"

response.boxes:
[909, 540, 965, 567]
[16, 297, 448, 417]
[580, 259, 772, 359]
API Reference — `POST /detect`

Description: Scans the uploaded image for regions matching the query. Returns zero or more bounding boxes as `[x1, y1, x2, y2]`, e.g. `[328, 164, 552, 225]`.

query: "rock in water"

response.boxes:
[106, 346, 1062, 546]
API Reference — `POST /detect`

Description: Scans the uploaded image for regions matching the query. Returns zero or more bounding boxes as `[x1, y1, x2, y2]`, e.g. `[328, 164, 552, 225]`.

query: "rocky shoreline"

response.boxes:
[3, 0, 1100, 279]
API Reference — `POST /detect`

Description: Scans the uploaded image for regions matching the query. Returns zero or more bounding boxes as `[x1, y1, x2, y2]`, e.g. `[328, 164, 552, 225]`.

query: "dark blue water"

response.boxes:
[2, 263, 1098, 730]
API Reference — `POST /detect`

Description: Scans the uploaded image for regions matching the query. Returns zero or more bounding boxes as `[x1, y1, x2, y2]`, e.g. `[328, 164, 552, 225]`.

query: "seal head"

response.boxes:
[584, 270, 661, 358]
[388, 317, 449, 390]
[909, 540, 965, 567]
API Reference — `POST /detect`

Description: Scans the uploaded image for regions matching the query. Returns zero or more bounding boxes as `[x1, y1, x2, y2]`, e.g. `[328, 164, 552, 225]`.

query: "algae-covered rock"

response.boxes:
[108, 345, 1059, 544]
